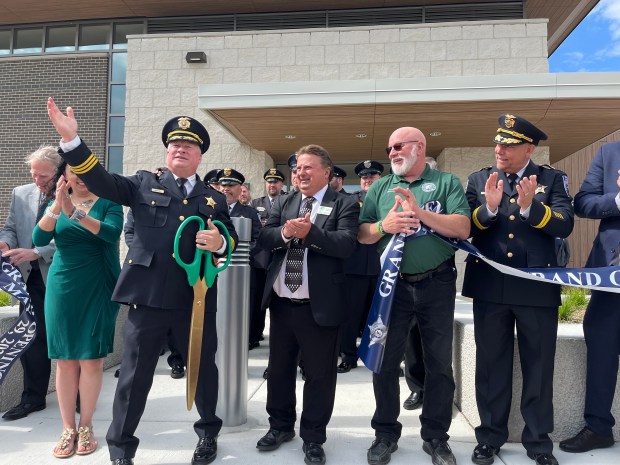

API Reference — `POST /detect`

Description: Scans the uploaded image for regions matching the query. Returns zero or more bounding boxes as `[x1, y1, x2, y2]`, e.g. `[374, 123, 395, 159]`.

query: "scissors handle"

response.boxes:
[174, 216, 233, 287]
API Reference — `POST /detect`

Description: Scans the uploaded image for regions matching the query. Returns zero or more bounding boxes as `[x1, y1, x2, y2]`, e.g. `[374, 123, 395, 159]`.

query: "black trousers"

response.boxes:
[473, 300, 558, 454]
[404, 317, 425, 393]
[339, 274, 376, 364]
[371, 267, 456, 442]
[266, 295, 339, 444]
[583, 291, 620, 437]
[249, 267, 268, 344]
[106, 299, 221, 460]
[20, 268, 51, 405]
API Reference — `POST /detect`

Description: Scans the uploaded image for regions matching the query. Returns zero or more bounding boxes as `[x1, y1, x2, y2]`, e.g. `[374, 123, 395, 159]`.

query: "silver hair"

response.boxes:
[25, 146, 63, 167]
[425, 156, 438, 170]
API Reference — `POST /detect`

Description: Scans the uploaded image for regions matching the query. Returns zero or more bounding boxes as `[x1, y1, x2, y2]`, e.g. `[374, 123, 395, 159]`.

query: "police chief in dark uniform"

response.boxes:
[337, 160, 384, 373]
[329, 165, 347, 193]
[462, 114, 574, 465]
[47, 97, 238, 465]
[249, 168, 286, 348]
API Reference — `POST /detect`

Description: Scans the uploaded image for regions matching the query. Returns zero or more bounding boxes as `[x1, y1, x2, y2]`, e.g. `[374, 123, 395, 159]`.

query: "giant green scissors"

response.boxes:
[174, 216, 232, 410]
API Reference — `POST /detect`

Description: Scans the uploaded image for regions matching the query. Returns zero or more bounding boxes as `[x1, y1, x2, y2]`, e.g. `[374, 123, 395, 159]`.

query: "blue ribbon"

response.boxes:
[0, 257, 36, 385]
[359, 226, 620, 373]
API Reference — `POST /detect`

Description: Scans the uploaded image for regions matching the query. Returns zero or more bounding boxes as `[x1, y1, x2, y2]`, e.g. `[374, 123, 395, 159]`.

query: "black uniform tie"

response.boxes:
[507, 173, 518, 190]
[284, 196, 315, 293]
[177, 177, 188, 197]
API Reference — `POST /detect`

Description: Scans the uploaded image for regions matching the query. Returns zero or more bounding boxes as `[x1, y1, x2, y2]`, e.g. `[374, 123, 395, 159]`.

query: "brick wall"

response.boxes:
[0, 55, 108, 222]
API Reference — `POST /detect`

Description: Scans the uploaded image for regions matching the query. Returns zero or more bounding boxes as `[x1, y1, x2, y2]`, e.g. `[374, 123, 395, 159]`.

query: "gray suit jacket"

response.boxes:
[0, 183, 55, 284]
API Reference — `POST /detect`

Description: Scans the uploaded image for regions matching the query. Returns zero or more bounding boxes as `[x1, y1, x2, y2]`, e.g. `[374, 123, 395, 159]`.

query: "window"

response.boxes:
[14, 28, 43, 54]
[110, 85, 126, 114]
[113, 23, 143, 49]
[0, 30, 10, 55]
[111, 52, 127, 82]
[107, 147, 124, 174]
[109, 116, 125, 144]
[46, 26, 76, 52]
[78, 24, 110, 50]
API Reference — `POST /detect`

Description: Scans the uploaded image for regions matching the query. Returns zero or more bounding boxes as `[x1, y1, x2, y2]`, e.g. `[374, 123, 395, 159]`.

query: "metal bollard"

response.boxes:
[215, 216, 251, 426]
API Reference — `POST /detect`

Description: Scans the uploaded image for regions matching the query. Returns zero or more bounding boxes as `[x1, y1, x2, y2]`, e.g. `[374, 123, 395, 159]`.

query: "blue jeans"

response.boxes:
[370, 265, 456, 442]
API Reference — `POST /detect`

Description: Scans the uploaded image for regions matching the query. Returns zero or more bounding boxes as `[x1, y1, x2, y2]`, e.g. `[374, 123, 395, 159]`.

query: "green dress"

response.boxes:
[33, 198, 123, 360]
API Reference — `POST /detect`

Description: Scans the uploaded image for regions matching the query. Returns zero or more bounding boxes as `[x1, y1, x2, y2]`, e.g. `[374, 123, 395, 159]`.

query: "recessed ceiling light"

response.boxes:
[430, 131, 442, 137]
[355, 133, 367, 138]
[285, 135, 296, 139]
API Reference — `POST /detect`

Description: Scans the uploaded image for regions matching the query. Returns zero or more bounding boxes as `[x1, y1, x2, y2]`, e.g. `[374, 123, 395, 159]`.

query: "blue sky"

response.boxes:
[549, 0, 620, 72]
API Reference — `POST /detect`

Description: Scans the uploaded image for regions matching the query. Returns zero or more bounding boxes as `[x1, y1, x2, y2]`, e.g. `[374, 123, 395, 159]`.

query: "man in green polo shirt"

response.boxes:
[359, 126, 470, 465]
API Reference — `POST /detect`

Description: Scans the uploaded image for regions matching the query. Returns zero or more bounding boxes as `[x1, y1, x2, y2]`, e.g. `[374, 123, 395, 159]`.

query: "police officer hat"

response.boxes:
[332, 166, 347, 179]
[217, 168, 245, 186]
[205, 169, 221, 184]
[162, 116, 210, 154]
[287, 153, 298, 171]
[355, 160, 384, 177]
[494, 114, 548, 146]
[264, 168, 285, 182]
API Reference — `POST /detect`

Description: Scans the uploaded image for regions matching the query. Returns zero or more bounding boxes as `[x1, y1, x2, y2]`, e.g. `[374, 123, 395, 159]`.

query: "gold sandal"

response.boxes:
[53, 427, 77, 458]
[76, 426, 98, 455]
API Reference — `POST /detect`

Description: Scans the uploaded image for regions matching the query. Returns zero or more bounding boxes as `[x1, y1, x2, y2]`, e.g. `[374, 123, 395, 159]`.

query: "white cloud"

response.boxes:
[595, 0, 620, 39]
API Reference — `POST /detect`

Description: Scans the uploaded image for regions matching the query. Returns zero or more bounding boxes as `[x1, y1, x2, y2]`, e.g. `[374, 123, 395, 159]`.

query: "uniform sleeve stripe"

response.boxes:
[71, 154, 99, 174]
[230, 238, 236, 251]
[472, 206, 489, 230]
[533, 205, 552, 229]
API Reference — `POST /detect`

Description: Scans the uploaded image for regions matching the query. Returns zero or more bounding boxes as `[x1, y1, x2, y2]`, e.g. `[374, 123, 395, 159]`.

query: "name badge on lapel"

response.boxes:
[151, 188, 165, 194]
[317, 206, 333, 216]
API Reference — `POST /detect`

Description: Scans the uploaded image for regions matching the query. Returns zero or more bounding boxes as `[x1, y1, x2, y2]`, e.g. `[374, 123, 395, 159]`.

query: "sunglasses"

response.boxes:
[385, 140, 419, 155]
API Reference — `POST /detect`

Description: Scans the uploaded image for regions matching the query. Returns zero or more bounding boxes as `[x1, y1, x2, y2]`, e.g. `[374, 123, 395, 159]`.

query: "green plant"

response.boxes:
[0, 291, 12, 306]
[558, 286, 589, 322]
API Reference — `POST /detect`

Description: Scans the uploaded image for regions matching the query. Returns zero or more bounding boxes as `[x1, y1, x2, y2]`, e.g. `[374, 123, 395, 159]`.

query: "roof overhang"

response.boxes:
[199, 72, 620, 164]
[0, 0, 598, 54]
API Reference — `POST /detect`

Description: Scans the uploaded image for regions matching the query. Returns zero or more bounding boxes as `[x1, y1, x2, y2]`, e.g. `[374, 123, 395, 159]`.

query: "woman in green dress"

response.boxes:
[33, 164, 122, 458]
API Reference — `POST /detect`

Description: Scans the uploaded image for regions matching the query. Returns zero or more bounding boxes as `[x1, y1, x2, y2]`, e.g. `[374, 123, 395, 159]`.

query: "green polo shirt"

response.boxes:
[359, 165, 470, 274]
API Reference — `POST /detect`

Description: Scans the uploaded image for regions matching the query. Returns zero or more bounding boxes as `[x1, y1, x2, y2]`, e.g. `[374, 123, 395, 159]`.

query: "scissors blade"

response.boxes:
[186, 278, 209, 410]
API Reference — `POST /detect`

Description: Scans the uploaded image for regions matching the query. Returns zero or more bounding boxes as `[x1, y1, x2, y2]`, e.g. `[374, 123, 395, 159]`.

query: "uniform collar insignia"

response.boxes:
[205, 196, 216, 208]
[535, 185, 546, 194]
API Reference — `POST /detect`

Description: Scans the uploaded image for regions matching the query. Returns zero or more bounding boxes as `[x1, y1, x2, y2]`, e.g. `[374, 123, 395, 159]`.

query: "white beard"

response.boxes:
[391, 145, 418, 176]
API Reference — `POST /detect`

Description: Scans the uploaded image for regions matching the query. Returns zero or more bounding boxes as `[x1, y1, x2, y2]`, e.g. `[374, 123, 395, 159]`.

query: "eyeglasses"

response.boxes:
[385, 140, 419, 155]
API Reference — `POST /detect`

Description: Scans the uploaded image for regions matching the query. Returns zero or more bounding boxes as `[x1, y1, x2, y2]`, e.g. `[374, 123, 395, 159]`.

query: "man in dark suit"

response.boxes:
[462, 114, 574, 465]
[337, 160, 384, 374]
[249, 168, 286, 350]
[0, 146, 61, 421]
[255, 145, 359, 465]
[559, 142, 620, 454]
[47, 97, 238, 465]
[359, 128, 470, 465]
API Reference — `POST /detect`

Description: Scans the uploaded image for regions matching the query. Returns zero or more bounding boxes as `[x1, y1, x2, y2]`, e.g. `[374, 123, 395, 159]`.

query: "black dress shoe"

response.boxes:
[256, 428, 295, 451]
[192, 436, 217, 465]
[526, 451, 559, 465]
[114, 368, 121, 378]
[170, 363, 185, 379]
[2, 402, 45, 420]
[111, 459, 134, 465]
[423, 439, 456, 465]
[559, 426, 614, 453]
[249, 341, 260, 350]
[367, 437, 398, 465]
[303, 441, 326, 465]
[263, 368, 269, 379]
[337, 361, 358, 373]
[471, 443, 498, 465]
[402, 391, 423, 410]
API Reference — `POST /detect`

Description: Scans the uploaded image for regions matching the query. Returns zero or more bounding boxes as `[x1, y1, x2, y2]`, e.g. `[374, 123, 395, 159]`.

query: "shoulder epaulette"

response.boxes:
[541, 164, 555, 170]
[477, 166, 493, 172]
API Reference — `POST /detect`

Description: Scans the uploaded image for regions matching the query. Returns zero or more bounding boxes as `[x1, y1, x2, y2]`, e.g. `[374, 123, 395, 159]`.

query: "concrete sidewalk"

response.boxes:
[1, 302, 617, 465]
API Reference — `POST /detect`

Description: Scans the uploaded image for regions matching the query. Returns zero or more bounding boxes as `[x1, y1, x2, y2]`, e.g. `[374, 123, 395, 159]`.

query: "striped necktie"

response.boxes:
[284, 196, 315, 293]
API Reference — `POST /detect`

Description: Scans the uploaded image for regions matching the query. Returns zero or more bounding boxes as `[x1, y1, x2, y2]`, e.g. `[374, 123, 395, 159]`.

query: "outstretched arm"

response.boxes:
[47, 97, 78, 142]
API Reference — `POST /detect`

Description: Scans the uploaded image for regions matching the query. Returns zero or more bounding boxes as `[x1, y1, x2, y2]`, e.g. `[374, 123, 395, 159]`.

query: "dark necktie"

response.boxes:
[284, 196, 315, 293]
[177, 177, 188, 197]
[35, 193, 50, 223]
[507, 173, 518, 190]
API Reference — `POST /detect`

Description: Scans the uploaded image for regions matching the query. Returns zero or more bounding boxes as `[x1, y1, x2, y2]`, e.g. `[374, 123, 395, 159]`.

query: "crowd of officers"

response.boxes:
[4, 105, 619, 465]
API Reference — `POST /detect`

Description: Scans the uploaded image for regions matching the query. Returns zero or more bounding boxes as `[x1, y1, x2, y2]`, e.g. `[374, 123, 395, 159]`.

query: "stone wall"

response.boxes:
[124, 18, 549, 198]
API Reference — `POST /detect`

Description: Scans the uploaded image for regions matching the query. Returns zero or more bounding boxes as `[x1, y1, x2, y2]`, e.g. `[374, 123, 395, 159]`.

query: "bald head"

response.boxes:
[387, 127, 427, 180]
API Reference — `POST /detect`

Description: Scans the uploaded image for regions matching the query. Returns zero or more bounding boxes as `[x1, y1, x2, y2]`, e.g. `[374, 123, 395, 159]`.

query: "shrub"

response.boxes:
[0, 291, 12, 307]
[558, 286, 589, 323]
